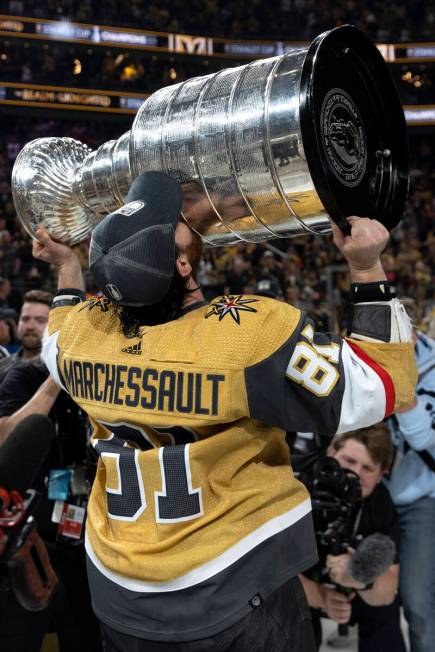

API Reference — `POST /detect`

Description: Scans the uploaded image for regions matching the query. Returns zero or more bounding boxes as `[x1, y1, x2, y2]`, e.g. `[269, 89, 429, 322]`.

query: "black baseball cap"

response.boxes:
[89, 171, 183, 306]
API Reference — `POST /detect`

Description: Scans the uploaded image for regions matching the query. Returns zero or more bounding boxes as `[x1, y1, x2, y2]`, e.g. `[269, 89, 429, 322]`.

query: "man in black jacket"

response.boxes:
[0, 346, 102, 651]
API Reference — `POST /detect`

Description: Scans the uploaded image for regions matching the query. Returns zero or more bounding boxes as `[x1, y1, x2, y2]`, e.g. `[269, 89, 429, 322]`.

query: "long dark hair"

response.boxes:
[113, 268, 189, 338]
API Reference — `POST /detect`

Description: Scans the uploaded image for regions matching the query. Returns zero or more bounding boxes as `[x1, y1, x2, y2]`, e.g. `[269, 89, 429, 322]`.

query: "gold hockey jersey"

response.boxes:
[43, 292, 417, 641]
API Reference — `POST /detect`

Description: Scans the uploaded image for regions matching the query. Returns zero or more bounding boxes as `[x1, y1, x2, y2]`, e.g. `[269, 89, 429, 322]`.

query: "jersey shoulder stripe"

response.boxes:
[346, 339, 394, 415]
[346, 338, 417, 413]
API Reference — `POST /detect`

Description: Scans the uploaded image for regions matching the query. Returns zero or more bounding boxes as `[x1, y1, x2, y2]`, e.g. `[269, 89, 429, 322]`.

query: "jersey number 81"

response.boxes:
[286, 325, 340, 397]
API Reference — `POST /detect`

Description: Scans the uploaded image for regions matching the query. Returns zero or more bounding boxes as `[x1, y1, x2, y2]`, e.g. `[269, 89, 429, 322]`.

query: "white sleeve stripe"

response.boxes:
[42, 329, 68, 393]
[337, 340, 386, 434]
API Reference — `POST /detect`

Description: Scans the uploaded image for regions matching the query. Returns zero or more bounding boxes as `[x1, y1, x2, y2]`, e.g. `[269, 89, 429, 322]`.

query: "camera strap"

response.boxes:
[351, 505, 363, 540]
[401, 440, 435, 473]
[415, 449, 435, 473]
[390, 413, 435, 474]
[414, 357, 435, 472]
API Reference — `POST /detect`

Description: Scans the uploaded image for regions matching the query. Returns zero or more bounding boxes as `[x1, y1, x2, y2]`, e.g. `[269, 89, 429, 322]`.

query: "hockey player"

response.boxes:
[33, 172, 417, 652]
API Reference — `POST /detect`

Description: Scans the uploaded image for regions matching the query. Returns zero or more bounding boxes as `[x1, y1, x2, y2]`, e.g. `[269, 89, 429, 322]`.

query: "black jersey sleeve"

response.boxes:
[245, 309, 416, 435]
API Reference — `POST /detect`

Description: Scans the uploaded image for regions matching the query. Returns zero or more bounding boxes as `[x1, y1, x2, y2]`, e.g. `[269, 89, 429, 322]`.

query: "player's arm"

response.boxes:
[245, 217, 417, 434]
[32, 227, 86, 385]
[33, 226, 85, 291]
[333, 217, 417, 422]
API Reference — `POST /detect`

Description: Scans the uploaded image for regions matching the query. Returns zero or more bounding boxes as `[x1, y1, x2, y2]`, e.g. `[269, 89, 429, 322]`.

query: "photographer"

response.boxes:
[0, 292, 102, 651]
[298, 424, 406, 652]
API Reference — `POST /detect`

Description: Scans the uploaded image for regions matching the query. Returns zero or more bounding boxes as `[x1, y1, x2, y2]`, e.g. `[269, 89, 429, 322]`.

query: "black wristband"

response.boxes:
[350, 281, 396, 304]
[55, 288, 86, 300]
[52, 288, 86, 308]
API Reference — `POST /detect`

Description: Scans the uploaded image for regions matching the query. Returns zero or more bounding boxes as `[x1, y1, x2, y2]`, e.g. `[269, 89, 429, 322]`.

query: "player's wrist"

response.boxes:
[57, 258, 85, 291]
[47, 245, 80, 270]
[55, 254, 81, 272]
[348, 260, 386, 284]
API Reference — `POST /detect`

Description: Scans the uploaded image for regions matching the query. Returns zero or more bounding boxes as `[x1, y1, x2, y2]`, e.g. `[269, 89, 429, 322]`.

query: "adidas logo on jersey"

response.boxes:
[122, 341, 142, 355]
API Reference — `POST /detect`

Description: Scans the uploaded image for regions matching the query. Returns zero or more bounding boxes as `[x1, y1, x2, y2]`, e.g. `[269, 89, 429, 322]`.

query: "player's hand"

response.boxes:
[331, 217, 389, 281]
[33, 226, 78, 269]
[324, 588, 355, 624]
[33, 226, 85, 290]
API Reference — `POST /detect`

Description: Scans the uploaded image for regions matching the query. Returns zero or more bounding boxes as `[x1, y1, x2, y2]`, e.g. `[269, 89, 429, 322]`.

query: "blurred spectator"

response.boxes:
[0, 277, 12, 308]
[197, 249, 225, 300]
[0, 289, 51, 382]
[0, 309, 12, 359]
[285, 283, 305, 309]
[255, 277, 284, 300]
[0, 306, 17, 349]
[3, 0, 435, 41]
[224, 254, 251, 294]
[387, 324, 435, 652]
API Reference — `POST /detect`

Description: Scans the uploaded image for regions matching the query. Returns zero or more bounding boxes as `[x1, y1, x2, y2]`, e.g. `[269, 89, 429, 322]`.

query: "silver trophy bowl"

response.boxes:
[12, 25, 408, 246]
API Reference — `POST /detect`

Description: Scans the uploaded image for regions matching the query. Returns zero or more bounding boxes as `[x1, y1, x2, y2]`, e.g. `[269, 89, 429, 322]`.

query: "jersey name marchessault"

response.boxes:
[61, 359, 225, 415]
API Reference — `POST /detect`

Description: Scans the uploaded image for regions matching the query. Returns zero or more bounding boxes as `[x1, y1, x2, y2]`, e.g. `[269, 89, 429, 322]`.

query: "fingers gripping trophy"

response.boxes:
[12, 26, 409, 248]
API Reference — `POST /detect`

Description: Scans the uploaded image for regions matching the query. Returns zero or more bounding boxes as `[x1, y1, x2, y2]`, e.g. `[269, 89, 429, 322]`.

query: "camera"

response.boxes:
[306, 457, 362, 575]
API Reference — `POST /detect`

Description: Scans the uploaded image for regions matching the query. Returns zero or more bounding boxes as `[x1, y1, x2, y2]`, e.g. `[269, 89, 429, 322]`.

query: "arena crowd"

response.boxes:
[3, 0, 434, 42]
[0, 115, 433, 347]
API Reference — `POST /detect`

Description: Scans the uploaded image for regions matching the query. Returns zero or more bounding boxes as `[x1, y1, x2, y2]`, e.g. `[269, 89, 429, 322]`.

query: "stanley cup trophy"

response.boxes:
[12, 25, 409, 247]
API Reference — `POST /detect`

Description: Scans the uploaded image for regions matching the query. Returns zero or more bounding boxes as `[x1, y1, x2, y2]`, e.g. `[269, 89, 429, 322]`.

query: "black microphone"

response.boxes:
[348, 533, 396, 584]
[335, 533, 396, 639]
[0, 414, 55, 496]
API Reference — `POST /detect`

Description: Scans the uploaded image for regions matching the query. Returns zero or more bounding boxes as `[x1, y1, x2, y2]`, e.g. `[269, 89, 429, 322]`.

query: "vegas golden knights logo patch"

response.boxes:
[80, 296, 112, 313]
[205, 296, 258, 324]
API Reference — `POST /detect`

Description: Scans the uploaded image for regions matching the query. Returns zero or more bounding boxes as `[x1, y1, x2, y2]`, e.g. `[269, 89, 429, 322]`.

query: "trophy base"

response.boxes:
[300, 25, 409, 234]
